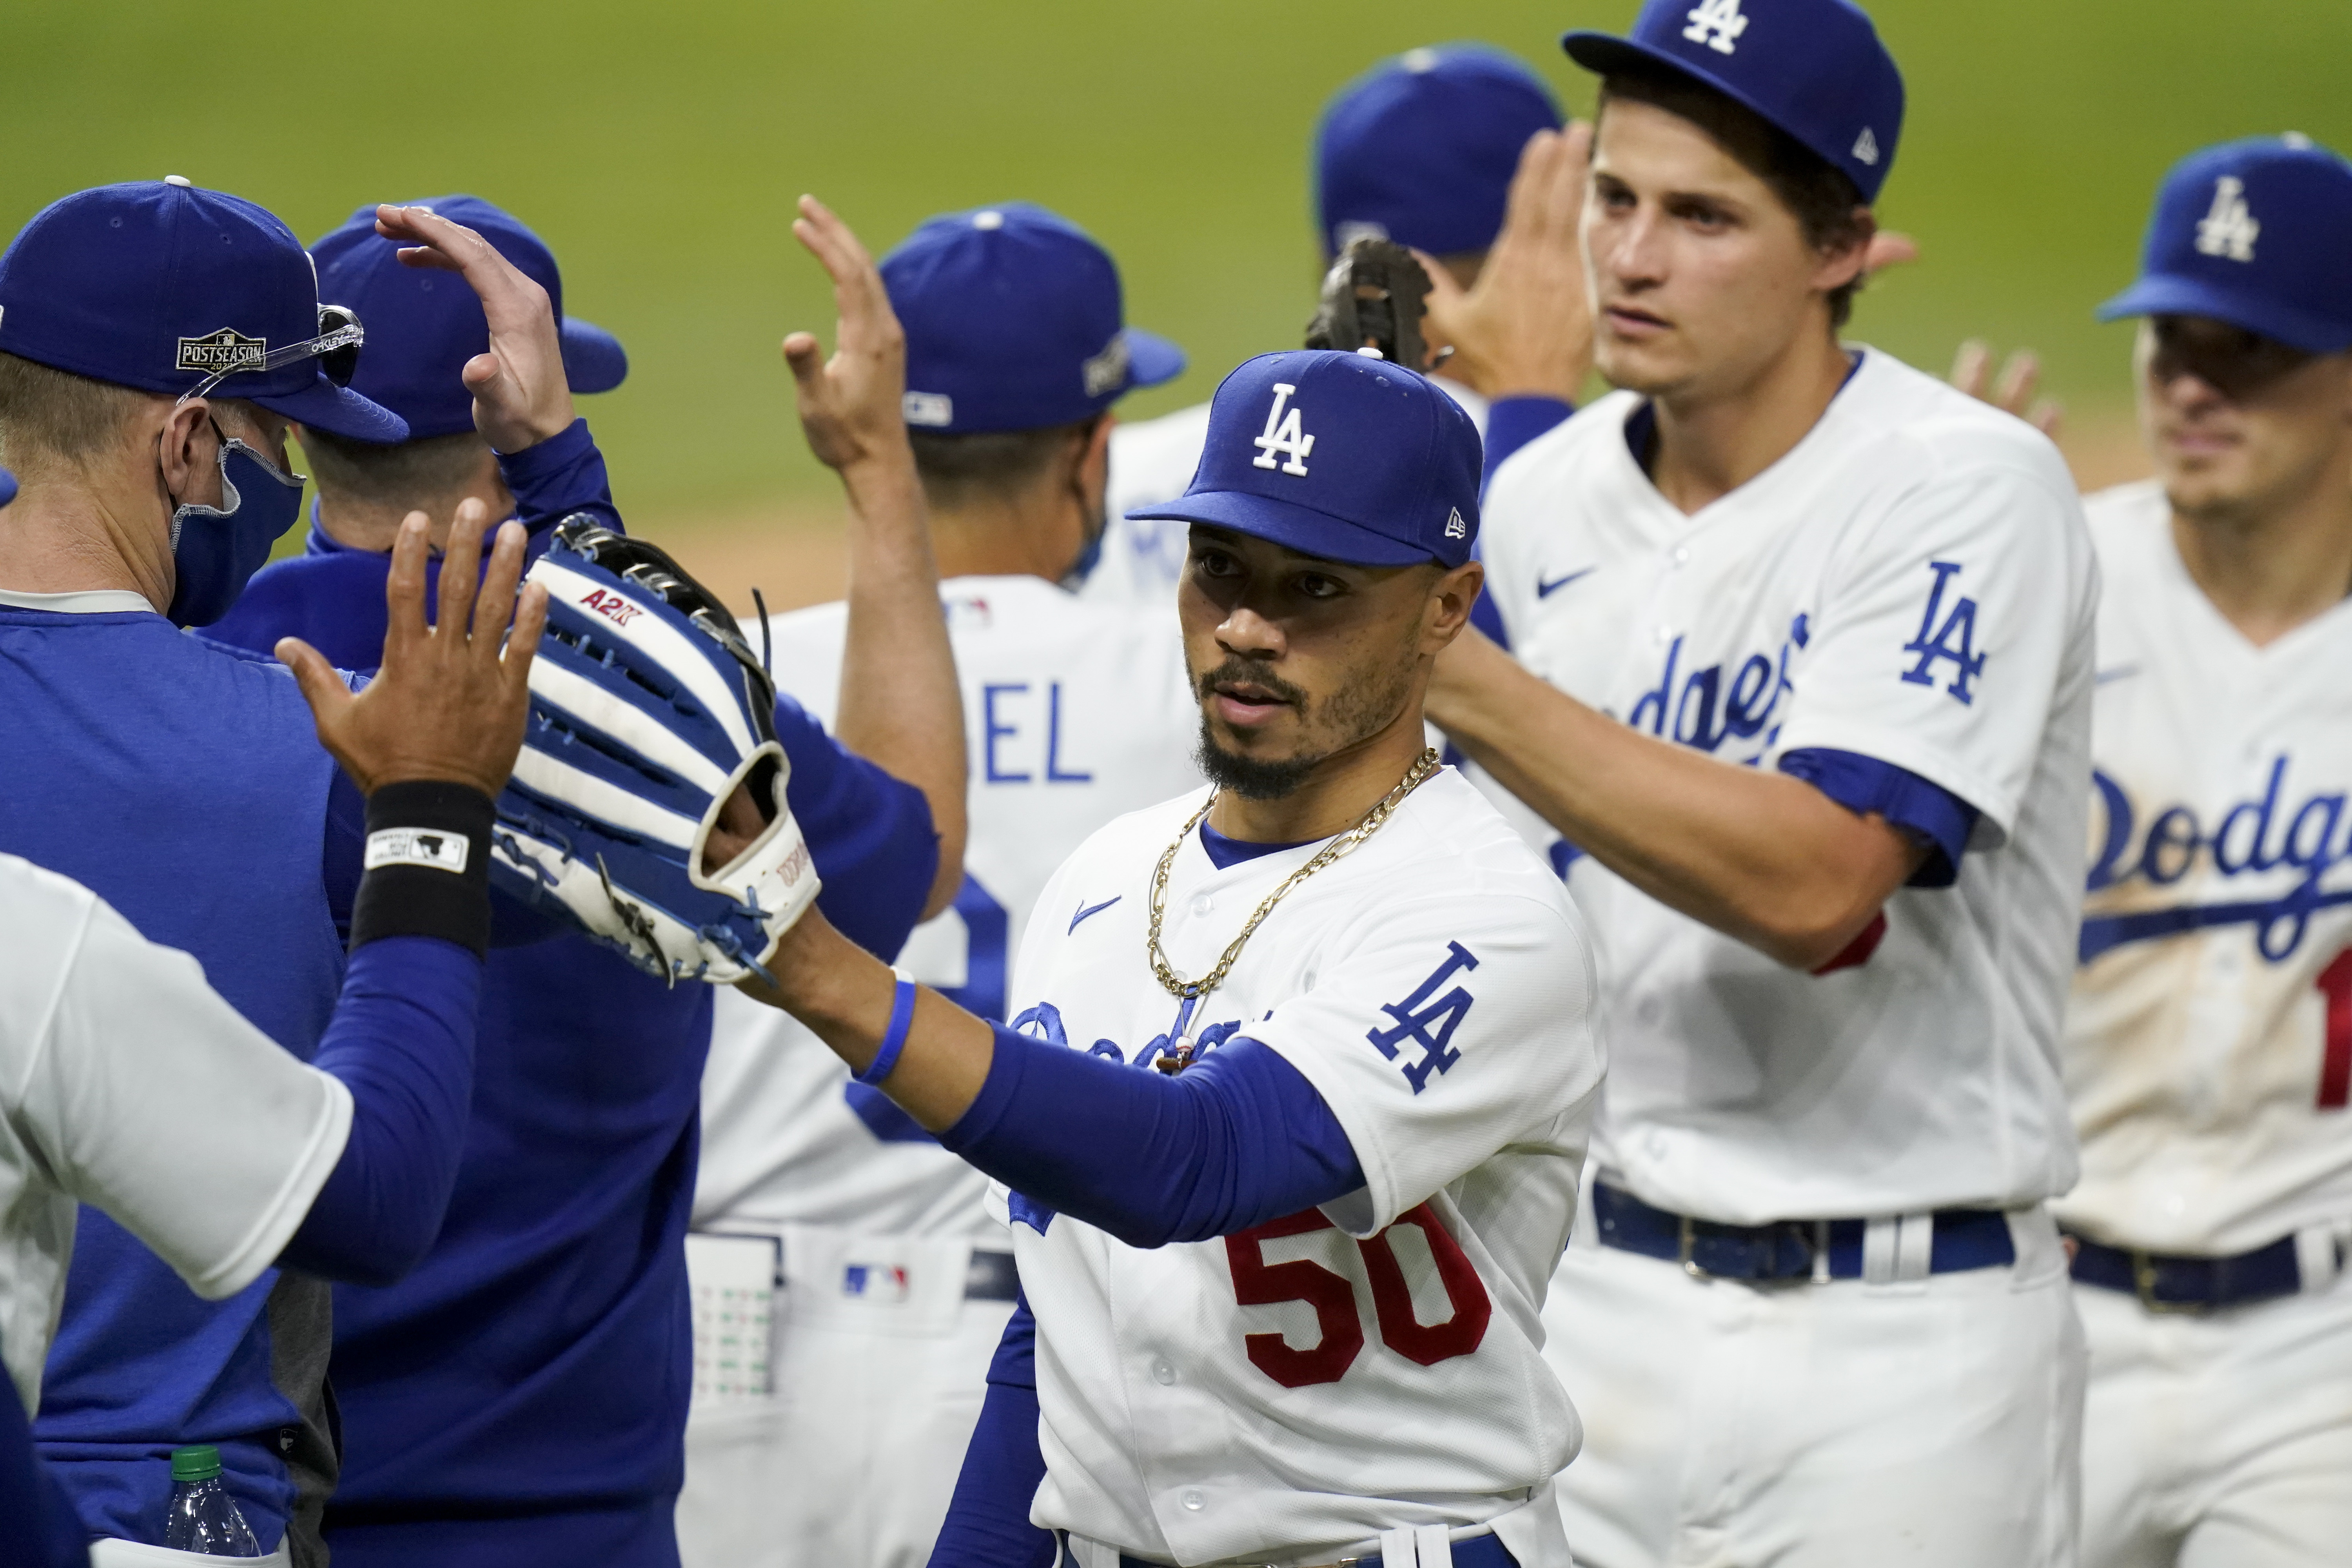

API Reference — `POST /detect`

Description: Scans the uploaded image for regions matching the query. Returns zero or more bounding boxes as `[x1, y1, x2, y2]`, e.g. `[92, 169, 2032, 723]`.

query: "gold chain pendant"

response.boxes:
[1143, 748, 1443, 1071]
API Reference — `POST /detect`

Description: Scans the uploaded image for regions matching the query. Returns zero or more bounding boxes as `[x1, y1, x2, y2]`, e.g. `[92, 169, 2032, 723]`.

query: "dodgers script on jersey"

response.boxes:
[1002, 770, 1602, 1566]
[1480, 349, 2098, 1222]
[2061, 481, 2352, 1256]
[695, 574, 1203, 1227]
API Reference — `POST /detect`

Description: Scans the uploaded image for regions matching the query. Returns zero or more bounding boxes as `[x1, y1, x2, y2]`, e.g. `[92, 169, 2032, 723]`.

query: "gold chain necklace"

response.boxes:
[1144, 747, 1443, 1072]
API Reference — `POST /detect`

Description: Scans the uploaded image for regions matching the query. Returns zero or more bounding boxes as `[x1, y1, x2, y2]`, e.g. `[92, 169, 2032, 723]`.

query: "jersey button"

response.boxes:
[1152, 1359, 1176, 1385]
[1672, 546, 1690, 567]
[1191, 894, 1214, 916]
[1181, 1490, 1206, 1511]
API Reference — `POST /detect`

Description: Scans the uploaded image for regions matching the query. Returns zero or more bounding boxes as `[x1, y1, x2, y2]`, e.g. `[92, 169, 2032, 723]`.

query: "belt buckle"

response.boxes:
[2130, 1249, 2205, 1315]
[1678, 1214, 1712, 1279]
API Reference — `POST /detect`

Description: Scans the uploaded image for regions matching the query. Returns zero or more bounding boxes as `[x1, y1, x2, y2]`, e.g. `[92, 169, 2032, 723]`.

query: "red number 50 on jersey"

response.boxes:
[1223, 1204, 1492, 1387]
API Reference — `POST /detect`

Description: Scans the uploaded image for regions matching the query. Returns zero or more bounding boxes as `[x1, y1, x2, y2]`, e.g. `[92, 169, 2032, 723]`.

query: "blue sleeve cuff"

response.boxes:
[1777, 747, 1981, 889]
[495, 418, 620, 540]
[939, 1025, 1363, 1247]
[1481, 395, 1573, 492]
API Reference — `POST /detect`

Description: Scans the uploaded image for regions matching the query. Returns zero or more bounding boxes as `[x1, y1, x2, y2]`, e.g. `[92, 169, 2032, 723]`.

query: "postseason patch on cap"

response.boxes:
[175, 327, 266, 376]
[365, 826, 472, 876]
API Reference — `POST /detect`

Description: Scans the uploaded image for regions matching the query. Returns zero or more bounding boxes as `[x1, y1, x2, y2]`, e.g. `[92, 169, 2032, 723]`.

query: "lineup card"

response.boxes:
[686, 1232, 780, 1404]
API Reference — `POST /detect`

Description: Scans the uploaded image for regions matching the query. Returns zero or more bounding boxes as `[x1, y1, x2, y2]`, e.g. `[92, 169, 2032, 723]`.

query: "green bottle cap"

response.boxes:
[170, 1445, 223, 1482]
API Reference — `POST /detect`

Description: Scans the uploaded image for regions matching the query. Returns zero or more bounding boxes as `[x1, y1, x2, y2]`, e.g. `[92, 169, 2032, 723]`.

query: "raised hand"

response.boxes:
[1416, 124, 1594, 402]
[278, 499, 548, 799]
[1951, 339, 2064, 437]
[783, 196, 913, 474]
[374, 203, 577, 454]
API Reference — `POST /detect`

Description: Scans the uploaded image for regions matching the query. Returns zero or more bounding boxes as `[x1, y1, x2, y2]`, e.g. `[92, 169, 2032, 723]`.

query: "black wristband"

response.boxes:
[351, 780, 495, 957]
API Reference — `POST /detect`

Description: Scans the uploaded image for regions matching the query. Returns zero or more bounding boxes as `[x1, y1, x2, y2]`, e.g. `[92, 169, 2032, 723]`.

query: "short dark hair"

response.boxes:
[1597, 65, 1872, 328]
[0, 350, 150, 466]
[907, 415, 1104, 512]
[300, 425, 493, 508]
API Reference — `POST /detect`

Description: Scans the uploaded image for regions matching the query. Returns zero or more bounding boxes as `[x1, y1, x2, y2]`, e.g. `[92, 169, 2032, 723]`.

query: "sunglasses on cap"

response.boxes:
[177, 303, 365, 405]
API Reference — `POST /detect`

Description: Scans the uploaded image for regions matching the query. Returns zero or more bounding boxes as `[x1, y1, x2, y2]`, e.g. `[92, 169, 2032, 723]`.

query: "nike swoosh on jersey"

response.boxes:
[1069, 895, 1122, 933]
[1537, 567, 1597, 599]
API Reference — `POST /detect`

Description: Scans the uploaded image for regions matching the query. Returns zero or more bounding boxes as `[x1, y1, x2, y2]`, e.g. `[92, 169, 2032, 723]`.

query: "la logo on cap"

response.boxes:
[176, 327, 265, 375]
[2195, 176, 2259, 263]
[1682, 0, 1749, 55]
[1250, 381, 1315, 477]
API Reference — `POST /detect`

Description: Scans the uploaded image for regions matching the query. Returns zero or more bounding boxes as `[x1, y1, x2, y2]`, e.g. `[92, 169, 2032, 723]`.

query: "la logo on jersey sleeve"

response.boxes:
[1900, 561, 1987, 705]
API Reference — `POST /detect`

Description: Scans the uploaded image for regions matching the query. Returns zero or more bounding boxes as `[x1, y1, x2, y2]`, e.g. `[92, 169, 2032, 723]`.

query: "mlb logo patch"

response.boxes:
[176, 327, 265, 375]
[842, 1262, 911, 1303]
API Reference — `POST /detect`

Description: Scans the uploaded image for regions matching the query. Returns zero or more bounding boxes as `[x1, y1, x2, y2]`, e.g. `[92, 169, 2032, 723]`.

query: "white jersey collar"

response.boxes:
[0, 585, 159, 616]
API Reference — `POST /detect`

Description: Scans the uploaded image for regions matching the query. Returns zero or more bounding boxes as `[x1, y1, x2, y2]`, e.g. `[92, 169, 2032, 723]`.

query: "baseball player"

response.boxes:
[1428, 2, 2099, 1563]
[679, 203, 1202, 1568]
[1093, 44, 1584, 603]
[2060, 136, 2352, 1568]
[194, 195, 965, 1568]
[0, 503, 539, 1562]
[715, 347, 1603, 1568]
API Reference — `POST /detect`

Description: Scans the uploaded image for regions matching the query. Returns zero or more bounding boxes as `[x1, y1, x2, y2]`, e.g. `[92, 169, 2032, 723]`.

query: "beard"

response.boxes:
[1190, 650, 1417, 801]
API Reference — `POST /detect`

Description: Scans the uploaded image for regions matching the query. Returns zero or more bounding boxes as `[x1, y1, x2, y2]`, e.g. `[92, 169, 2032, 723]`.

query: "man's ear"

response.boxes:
[153, 397, 216, 499]
[1814, 206, 1878, 296]
[1075, 412, 1115, 492]
[1423, 558, 1486, 652]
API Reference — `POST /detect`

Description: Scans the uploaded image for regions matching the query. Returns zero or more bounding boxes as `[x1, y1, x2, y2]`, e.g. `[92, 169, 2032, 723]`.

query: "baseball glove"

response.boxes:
[1303, 236, 1434, 369]
[488, 516, 820, 984]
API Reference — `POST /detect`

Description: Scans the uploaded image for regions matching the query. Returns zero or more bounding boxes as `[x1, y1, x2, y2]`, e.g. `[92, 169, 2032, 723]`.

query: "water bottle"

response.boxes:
[162, 1445, 260, 1556]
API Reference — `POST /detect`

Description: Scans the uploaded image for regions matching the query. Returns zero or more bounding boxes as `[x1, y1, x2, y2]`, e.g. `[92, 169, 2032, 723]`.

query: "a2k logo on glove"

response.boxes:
[1367, 942, 1479, 1093]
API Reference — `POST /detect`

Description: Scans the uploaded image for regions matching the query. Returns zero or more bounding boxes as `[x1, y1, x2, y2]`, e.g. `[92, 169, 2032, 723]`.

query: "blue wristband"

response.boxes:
[858, 968, 919, 1087]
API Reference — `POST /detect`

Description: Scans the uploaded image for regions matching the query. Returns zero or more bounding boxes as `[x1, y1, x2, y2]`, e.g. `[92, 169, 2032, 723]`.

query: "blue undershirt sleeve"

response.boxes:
[928, 1294, 1055, 1568]
[937, 1030, 1365, 1248]
[1480, 395, 1573, 491]
[276, 935, 481, 1285]
[496, 418, 620, 543]
[1777, 746, 1982, 889]
[0, 1363, 87, 1568]
[774, 693, 939, 960]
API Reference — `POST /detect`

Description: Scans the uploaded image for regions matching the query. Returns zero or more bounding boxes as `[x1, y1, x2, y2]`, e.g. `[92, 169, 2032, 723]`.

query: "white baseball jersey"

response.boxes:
[1003, 769, 1602, 1566]
[0, 853, 350, 1414]
[2058, 481, 2352, 1256]
[694, 574, 1203, 1238]
[1479, 347, 2098, 1223]
[1085, 379, 1492, 607]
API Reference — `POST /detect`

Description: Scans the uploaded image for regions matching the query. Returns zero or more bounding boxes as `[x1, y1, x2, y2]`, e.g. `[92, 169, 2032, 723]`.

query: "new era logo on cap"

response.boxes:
[175, 327, 266, 375]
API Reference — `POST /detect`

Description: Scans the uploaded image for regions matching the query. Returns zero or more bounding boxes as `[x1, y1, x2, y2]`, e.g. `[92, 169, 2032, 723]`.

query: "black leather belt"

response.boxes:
[2065, 1230, 2303, 1312]
[1594, 1181, 2016, 1281]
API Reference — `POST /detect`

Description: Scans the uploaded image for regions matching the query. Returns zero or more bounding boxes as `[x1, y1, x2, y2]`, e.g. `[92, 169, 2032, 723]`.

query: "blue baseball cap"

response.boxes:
[1314, 44, 1565, 258]
[310, 195, 628, 443]
[880, 203, 1184, 435]
[0, 468, 14, 508]
[1565, 0, 1904, 204]
[1127, 350, 1480, 570]
[0, 179, 405, 442]
[2096, 136, 2352, 356]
